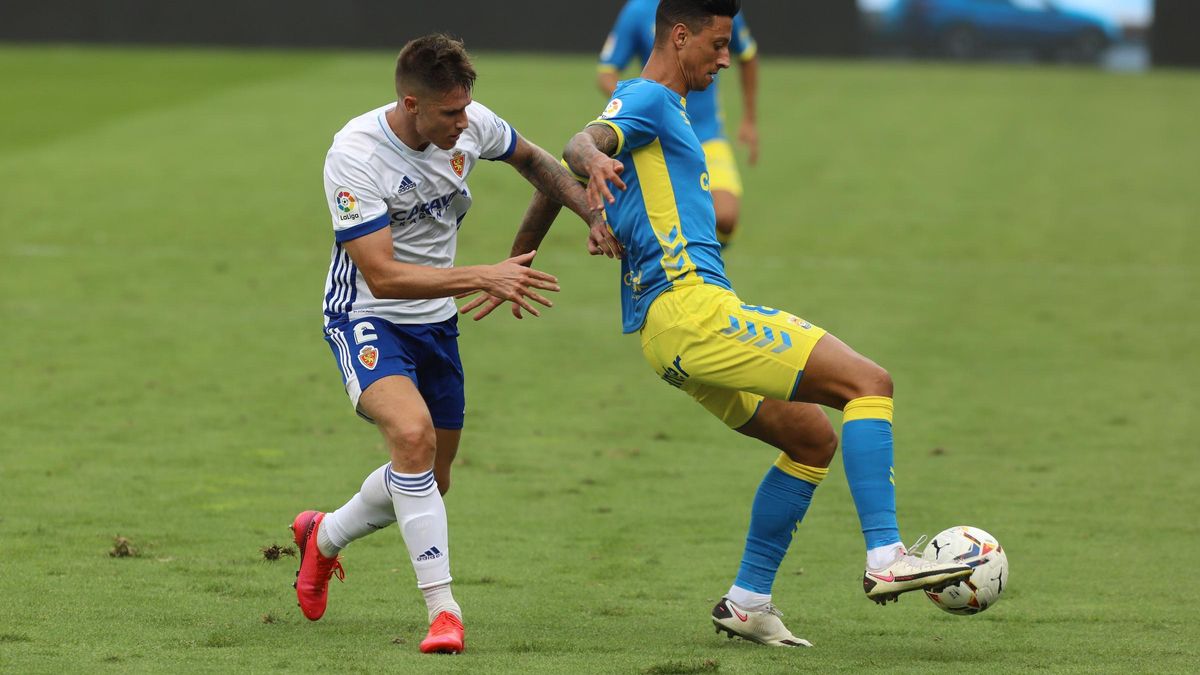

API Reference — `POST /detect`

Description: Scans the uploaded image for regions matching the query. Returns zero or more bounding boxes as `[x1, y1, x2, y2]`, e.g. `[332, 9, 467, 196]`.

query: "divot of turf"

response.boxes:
[109, 536, 138, 558]
[260, 544, 297, 561]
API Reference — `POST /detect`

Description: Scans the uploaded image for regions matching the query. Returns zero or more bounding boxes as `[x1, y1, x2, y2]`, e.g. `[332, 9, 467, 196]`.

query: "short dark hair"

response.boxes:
[655, 0, 740, 44]
[395, 34, 477, 97]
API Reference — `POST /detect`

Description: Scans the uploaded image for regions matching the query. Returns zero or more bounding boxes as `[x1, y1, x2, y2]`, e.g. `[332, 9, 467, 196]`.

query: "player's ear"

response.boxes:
[673, 23, 689, 49]
[401, 95, 420, 115]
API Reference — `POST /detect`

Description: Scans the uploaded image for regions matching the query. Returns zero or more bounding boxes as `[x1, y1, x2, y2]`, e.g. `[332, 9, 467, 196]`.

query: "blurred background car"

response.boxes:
[881, 0, 1121, 62]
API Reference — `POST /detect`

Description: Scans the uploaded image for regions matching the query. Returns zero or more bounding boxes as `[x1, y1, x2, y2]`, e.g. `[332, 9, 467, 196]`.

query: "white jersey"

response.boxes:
[321, 101, 517, 329]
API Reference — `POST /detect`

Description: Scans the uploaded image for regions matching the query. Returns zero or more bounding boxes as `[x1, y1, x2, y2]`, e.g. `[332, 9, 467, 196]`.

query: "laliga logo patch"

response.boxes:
[787, 315, 813, 330]
[600, 98, 622, 119]
[335, 187, 361, 222]
[358, 345, 379, 370]
[450, 150, 465, 177]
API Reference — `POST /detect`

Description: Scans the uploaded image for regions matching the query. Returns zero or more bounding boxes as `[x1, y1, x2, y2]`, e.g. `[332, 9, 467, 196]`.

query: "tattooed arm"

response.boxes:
[563, 124, 626, 212]
[504, 135, 621, 259]
[510, 190, 564, 258]
[459, 134, 623, 321]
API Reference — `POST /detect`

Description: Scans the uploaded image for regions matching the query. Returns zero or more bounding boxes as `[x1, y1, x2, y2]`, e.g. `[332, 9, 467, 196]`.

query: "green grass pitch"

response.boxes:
[1, 45, 1197, 673]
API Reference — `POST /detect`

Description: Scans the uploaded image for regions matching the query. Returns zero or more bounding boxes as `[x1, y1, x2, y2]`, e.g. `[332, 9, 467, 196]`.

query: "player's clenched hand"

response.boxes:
[476, 250, 559, 318]
[584, 157, 625, 211]
[586, 220, 623, 258]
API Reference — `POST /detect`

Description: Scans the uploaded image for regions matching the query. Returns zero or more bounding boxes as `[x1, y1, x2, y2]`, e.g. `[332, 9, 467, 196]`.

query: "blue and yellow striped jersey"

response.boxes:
[597, 0, 756, 144]
[589, 78, 732, 333]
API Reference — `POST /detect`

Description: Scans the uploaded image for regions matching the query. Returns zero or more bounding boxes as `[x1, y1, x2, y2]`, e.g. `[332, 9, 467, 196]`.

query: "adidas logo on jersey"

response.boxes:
[396, 175, 417, 195]
[417, 546, 444, 562]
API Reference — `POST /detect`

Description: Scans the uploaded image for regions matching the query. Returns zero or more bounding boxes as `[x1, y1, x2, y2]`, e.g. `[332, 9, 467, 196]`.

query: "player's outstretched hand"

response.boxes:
[587, 220, 623, 259]
[457, 291, 518, 321]
[460, 250, 559, 320]
[584, 157, 625, 211]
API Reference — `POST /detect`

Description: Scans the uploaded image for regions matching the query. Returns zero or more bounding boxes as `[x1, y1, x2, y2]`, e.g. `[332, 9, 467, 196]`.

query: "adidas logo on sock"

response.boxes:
[397, 175, 417, 195]
[417, 546, 443, 561]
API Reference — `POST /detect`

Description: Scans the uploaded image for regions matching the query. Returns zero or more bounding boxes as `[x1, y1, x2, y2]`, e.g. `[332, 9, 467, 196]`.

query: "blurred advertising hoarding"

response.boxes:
[859, 0, 1152, 69]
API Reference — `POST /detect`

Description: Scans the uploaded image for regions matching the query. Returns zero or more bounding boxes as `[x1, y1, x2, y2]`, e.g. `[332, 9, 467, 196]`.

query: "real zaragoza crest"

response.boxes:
[357, 345, 378, 370]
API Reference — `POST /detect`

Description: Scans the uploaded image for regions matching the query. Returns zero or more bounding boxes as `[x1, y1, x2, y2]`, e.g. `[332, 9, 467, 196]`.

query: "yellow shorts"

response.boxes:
[639, 283, 827, 428]
[702, 139, 743, 198]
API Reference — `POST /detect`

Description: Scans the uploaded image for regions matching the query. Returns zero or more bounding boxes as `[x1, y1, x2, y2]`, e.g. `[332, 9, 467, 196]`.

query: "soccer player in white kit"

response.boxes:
[291, 34, 620, 654]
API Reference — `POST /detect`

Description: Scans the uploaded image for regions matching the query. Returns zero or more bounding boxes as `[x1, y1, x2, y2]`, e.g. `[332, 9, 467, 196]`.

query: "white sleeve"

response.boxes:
[323, 151, 390, 243]
[468, 102, 518, 161]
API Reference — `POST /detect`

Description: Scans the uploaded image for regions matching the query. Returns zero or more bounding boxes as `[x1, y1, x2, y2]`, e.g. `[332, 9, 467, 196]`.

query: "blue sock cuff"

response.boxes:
[386, 468, 436, 496]
[764, 465, 820, 494]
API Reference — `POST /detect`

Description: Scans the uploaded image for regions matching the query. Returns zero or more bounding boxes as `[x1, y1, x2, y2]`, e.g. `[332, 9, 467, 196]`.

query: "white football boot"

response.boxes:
[711, 597, 813, 647]
[862, 546, 972, 605]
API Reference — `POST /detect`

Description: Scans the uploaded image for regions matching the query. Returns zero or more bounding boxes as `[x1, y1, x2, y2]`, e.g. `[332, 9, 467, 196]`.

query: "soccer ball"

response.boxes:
[920, 525, 1008, 615]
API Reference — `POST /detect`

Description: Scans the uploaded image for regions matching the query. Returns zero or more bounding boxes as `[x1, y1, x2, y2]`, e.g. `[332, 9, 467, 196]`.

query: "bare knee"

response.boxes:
[782, 423, 838, 467]
[858, 365, 893, 400]
[742, 400, 838, 468]
[716, 208, 738, 236]
[838, 361, 894, 407]
[713, 192, 740, 236]
[380, 422, 436, 471]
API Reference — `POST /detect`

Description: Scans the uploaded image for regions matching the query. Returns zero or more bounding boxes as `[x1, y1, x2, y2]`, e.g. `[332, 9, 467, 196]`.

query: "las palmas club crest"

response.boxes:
[358, 345, 379, 370]
[450, 150, 465, 177]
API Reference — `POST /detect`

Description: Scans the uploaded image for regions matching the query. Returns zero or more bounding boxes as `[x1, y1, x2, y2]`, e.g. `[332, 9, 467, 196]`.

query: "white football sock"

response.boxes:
[318, 463, 398, 558]
[866, 542, 907, 570]
[387, 467, 454, 592]
[727, 585, 772, 611]
[421, 583, 462, 623]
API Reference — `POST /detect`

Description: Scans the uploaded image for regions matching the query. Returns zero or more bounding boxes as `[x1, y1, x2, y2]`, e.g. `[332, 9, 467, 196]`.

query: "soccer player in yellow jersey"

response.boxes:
[467, 0, 973, 648]
[597, 0, 758, 246]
